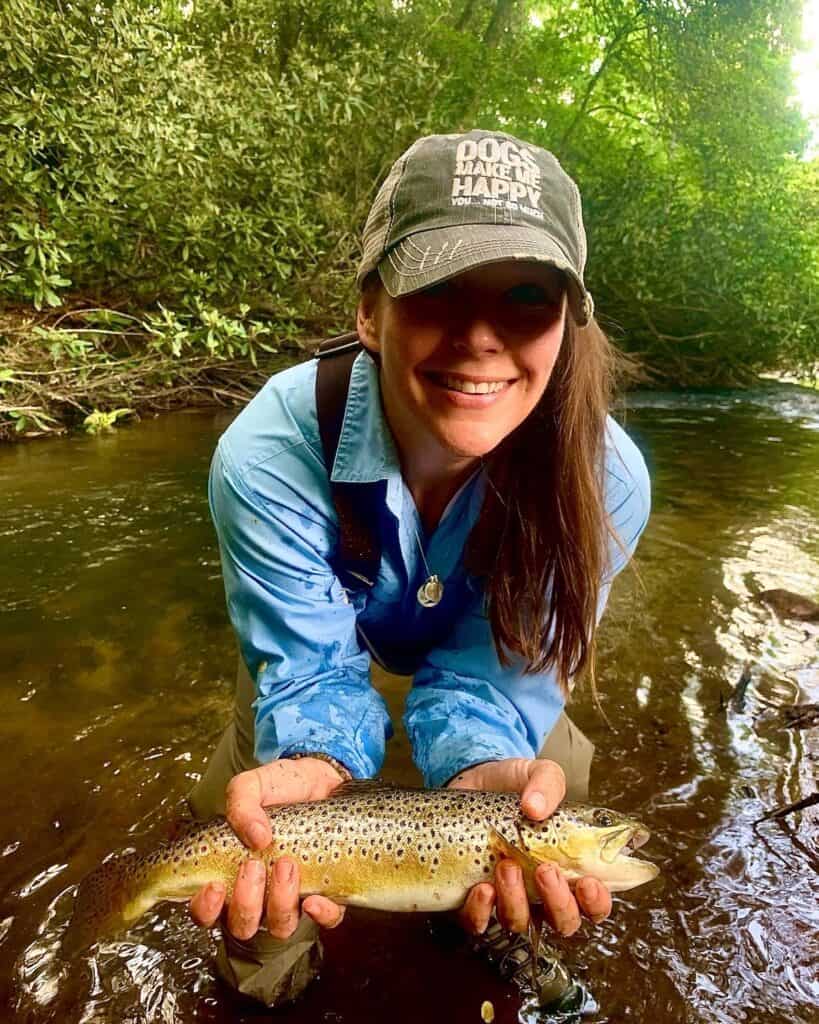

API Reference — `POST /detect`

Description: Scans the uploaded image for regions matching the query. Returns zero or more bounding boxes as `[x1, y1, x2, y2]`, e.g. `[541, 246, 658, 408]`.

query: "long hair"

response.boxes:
[466, 314, 615, 695]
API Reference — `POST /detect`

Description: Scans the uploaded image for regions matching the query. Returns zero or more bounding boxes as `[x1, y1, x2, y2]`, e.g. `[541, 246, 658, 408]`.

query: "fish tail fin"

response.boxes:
[60, 849, 153, 959]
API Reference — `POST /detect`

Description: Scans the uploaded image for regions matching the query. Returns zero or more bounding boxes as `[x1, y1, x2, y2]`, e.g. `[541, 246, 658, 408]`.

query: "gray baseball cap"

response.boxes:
[357, 129, 594, 325]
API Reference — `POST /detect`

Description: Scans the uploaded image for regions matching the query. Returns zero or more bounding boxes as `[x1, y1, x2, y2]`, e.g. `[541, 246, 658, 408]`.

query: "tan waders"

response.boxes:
[187, 657, 594, 1007]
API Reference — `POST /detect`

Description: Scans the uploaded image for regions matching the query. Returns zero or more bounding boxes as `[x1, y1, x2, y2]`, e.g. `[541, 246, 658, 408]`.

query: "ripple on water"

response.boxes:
[2, 396, 818, 1024]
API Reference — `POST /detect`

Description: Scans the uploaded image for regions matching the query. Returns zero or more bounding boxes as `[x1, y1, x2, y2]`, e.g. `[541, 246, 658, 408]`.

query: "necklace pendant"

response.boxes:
[417, 574, 444, 608]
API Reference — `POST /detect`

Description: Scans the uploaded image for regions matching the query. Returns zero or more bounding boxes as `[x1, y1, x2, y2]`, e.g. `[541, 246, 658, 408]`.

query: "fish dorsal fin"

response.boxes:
[324, 779, 408, 800]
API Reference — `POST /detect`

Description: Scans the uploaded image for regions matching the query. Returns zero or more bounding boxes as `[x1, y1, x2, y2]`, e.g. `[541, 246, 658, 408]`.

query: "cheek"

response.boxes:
[521, 333, 563, 398]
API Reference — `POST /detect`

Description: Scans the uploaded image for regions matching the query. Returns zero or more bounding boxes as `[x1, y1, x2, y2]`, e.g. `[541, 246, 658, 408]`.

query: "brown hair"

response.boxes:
[466, 314, 616, 695]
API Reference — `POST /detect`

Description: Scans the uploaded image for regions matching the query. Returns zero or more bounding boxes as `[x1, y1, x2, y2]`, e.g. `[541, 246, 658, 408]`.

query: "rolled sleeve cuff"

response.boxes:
[253, 692, 391, 778]
[406, 689, 538, 789]
[258, 722, 386, 781]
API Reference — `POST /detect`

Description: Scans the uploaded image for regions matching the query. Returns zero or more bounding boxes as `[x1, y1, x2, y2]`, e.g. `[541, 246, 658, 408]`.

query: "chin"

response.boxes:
[439, 431, 502, 460]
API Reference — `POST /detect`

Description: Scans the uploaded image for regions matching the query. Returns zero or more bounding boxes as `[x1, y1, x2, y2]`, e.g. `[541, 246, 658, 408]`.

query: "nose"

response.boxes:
[451, 313, 502, 356]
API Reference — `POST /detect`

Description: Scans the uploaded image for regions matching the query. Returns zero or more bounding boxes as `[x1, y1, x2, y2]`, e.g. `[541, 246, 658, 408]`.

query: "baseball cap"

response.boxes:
[356, 129, 594, 326]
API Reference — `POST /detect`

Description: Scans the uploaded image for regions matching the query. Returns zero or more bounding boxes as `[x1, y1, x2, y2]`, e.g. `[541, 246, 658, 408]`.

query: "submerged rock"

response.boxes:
[755, 589, 819, 622]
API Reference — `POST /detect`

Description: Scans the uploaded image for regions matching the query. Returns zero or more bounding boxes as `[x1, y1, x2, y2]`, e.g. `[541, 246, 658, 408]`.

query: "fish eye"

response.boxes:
[593, 810, 615, 828]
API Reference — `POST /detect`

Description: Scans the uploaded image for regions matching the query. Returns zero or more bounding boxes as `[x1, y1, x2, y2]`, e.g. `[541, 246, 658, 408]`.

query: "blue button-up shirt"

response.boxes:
[209, 351, 650, 787]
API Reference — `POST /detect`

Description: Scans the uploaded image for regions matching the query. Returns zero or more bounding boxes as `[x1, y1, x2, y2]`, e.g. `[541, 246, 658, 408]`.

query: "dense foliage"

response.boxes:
[1, 0, 816, 407]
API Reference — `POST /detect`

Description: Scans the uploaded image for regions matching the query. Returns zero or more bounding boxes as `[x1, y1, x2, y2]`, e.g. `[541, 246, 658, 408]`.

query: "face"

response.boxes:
[357, 262, 567, 470]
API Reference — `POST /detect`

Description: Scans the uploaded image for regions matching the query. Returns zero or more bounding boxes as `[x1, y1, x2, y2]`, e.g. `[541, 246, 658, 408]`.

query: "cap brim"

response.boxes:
[378, 224, 593, 326]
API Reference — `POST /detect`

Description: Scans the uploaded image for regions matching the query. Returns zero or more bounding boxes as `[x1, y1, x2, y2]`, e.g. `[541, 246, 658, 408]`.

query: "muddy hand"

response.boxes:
[189, 757, 347, 938]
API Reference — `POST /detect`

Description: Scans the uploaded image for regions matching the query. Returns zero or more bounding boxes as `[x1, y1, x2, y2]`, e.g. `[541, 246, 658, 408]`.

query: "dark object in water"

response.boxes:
[753, 791, 819, 827]
[730, 661, 754, 714]
[755, 703, 819, 732]
[472, 919, 581, 1009]
[752, 792, 819, 875]
[755, 589, 819, 622]
[781, 704, 819, 729]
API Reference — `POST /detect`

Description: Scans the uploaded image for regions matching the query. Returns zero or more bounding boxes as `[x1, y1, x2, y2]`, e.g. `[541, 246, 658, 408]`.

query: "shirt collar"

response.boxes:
[331, 350, 401, 486]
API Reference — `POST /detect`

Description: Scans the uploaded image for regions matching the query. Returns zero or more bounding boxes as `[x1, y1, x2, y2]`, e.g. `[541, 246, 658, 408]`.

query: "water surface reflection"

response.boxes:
[1, 387, 817, 1022]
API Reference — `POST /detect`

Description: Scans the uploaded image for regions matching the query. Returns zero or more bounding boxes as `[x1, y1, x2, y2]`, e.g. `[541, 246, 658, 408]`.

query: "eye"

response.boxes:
[593, 810, 614, 828]
[505, 282, 564, 309]
[505, 283, 553, 306]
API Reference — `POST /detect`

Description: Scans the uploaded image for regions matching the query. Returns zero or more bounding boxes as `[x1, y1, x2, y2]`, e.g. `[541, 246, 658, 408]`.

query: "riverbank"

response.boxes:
[3, 305, 815, 443]
[0, 306, 311, 441]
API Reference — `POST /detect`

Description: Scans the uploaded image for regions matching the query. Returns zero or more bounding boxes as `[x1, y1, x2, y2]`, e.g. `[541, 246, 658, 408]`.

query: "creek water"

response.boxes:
[1, 380, 817, 1024]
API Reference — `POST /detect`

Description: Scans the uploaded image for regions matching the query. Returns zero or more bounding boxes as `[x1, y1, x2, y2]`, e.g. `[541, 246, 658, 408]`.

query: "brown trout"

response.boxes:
[64, 782, 658, 955]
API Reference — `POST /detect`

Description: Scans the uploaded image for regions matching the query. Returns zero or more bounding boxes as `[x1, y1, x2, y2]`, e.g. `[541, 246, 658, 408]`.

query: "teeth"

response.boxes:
[441, 376, 506, 394]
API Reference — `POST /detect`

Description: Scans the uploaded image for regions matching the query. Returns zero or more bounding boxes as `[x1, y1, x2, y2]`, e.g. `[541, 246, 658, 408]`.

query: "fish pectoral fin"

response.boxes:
[488, 827, 539, 875]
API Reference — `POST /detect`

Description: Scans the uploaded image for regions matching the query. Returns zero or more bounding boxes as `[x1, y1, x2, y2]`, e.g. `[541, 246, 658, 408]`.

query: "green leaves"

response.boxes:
[82, 408, 134, 433]
[0, 0, 815, 381]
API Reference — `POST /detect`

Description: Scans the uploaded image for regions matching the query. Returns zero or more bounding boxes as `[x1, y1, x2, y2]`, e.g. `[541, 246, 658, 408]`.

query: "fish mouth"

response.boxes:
[601, 825, 651, 864]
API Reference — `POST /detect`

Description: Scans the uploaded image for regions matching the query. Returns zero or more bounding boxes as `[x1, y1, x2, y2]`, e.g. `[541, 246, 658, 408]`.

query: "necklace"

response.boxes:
[413, 524, 444, 608]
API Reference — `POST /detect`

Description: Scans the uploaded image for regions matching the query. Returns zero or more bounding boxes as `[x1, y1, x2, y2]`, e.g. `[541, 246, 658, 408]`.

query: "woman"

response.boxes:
[185, 130, 650, 1005]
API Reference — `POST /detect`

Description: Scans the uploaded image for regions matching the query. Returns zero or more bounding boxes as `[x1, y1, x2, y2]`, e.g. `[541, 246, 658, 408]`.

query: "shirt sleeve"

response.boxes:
[405, 420, 651, 789]
[209, 441, 392, 779]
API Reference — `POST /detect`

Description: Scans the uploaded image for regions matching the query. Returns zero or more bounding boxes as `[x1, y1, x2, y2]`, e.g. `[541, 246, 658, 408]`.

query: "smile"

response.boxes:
[442, 376, 506, 394]
[426, 373, 514, 397]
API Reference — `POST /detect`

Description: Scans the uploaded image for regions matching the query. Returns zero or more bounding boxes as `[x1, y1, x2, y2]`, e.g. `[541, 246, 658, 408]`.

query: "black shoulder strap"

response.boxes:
[315, 332, 382, 589]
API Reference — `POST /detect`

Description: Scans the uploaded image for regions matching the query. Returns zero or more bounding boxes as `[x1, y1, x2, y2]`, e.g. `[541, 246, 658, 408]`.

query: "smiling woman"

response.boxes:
[357, 265, 567, 474]
[180, 130, 651, 1008]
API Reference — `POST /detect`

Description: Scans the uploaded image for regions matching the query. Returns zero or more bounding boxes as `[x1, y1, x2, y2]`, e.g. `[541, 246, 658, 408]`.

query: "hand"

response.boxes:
[448, 757, 612, 936]
[188, 757, 347, 940]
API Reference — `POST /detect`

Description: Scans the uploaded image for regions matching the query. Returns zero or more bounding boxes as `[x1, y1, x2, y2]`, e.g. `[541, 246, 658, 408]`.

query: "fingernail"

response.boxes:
[275, 858, 295, 884]
[247, 822, 268, 848]
[499, 862, 520, 886]
[527, 792, 548, 817]
[243, 858, 265, 882]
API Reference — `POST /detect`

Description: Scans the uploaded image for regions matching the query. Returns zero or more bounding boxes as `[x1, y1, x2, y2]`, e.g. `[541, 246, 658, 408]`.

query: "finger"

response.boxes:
[520, 760, 566, 820]
[536, 864, 581, 936]
[226, 858, 267, 940]
[303, 896, 346, 929]
[575, 876, 612, 923]
[457, 883, 496, 935]
[189, 882, 226, 927]
[266, 857, 301, 939]
[225, 770, 272, 850]
[495, 860, 530, 933]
